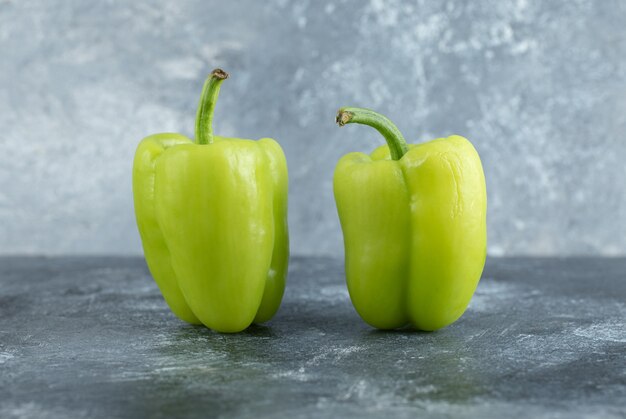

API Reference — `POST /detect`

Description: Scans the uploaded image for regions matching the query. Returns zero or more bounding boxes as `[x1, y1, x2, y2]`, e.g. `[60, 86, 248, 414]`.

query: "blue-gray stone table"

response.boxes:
[0, 257, 625, 418]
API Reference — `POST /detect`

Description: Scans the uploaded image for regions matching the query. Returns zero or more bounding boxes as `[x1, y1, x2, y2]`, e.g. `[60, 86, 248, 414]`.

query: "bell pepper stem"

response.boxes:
[195, 68, 229, 145]
[336, 107, 409, 160]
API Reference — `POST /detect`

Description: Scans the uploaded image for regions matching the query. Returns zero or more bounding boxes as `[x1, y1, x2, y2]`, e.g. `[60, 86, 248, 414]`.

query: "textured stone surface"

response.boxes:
[1, 256, 625, 418]
[1, 1, 626, 256]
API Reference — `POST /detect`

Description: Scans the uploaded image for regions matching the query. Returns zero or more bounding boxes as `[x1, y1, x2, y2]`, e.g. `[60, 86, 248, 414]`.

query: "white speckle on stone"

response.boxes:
[0, 351, 15, 364]
[271, 367, 310, 382]
[573, 320, 626, 343]
[306, 345, 363, 366]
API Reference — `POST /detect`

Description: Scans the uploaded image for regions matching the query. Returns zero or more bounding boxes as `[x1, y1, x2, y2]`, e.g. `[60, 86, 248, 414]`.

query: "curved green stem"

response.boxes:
[336, 107, 409, 160]
[195, 68, 229, 145]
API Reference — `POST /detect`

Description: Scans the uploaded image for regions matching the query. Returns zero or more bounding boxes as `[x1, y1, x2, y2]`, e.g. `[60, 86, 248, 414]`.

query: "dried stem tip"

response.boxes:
[211, 68, 229, 80]
[336, 109, 354, 127]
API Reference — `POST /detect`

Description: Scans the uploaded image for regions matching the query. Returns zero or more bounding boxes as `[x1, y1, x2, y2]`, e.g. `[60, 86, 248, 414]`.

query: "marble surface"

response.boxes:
[2, 1, 626, 256]
[0, 256, 625, 418]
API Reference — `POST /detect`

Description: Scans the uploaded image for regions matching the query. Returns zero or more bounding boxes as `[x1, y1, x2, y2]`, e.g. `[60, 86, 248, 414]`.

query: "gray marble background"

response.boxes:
[1, 0, 625, 256]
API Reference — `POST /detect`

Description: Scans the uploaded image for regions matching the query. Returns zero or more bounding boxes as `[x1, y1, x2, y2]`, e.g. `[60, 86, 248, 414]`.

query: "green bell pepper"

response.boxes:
[133, 69, 289, 333]
[334, 107, 486, 331]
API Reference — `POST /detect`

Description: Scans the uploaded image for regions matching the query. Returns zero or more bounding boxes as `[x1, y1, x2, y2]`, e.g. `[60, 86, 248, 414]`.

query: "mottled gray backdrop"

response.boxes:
[1, 0, 625, 256]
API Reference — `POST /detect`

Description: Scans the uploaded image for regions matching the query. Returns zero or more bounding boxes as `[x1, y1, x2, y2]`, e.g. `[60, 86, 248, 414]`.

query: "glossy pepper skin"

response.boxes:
[334, 107, 486, 331]
[133, 69, 288, 333]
